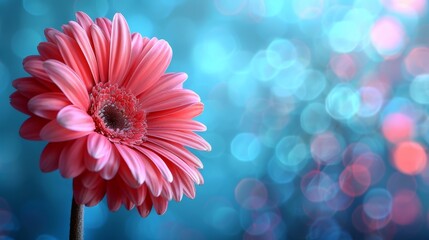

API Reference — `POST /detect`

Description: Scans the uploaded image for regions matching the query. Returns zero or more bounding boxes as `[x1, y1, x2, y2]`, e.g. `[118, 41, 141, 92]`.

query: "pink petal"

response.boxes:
[68, 21, 99, 83]
[107, 180, 122, 211]
[87, 132, 111, 159]
[43, 60, 90, 110]
[57, 105, 95, 132]
[95, 17, 112, 41]
[100, 145, 120, 180]
[135, 146, 173, 183]
[123, 184, 147, 205]
[170, 171, 184, 201]
[126, 40, 172, 96]
[76, 11, 93, 33]
[73, 178, 106, 206]
[12, 77, 51, 98]
[28, 93, 70, 119]
[139, 155, 163, 197]
[59, 138, 86, 178]
[147, 138, 203, 168]
[19, 117, 49, 140]
[148, 129, 211, 151]
[10, 91, 31, 115]
[116, 144, 146, 187]
[79, 171, 103, 189]
[37, 42, 62, 61]
[160, 179, 173, 200]
[147, 102, 204, 120]
[23, 56, 50, 81]
[151, 196, 168, 215]
[143, 141, 201, 184]
[145, 73, 187, 95]
[90, 24, 109, 83]
[137, 196, 153, 217]
[140, 89, 200, 112]
[40, 142, 65, 172]
[53, 32, 93, 90]
[130, 34, 145, 63]
[109, 13, 131, 86]
[40, 119, 91, 142]
[148, 119, 207, 132]
[85, 133, 111, 172]
[178, 172, 196, 199]
[44, 28, 62, 43]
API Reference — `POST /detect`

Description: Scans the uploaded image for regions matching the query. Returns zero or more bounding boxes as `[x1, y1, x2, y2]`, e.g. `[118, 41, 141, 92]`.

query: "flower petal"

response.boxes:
[19, 117, 49, 140]
[151, 195, 168, 215]
[107, 180, 122, 211]
[147, 102, 204, 120]
[148, 138, 203, 168]
[90, 24, 109, 83]
[140, 89, 200, 113]
[54, 32, 93, 90]
[148, 119, 207, 132]
[148, 129, 211, 151]
[109, 13, 131, 86]
[23, 56, 50, 81]
[43, 60, 90, 110]
[126, 39, 172, 96]
[76, 11, 93, 33]
[68, 21, 99, 83]
[123, 184, 147, 206]
[143, 141, 201, 184]
[116, 144, 146, 187]
[95, 17, 112, 41]
[78, 171, 103, 189]
[100, 145, 120, 180]
[28, 93, 70, 119]
[44, 28, 61, 43]
[137, 195, 153, 217]
[10, 91, 31, 115]
[40, 142, 65, 172]
[85, 133, 112, 172]
[37, 42, 62, 61]
[87, 132, 112, 159]
[73, 179, 106, 207]
[40, 119, 91, 142]
[12, 77, 52, 98]
[145, 73, 187, 95]
[57, 105, 95, 132]
[59, 138, 86, 178]
[135, 146, 173, 183]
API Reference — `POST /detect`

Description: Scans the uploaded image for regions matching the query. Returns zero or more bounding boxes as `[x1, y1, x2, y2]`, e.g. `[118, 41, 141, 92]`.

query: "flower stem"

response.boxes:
[69, 197, 84, 240]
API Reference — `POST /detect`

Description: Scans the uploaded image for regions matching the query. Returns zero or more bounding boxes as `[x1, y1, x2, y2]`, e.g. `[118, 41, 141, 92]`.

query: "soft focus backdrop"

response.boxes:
[2, 0, 429, 239]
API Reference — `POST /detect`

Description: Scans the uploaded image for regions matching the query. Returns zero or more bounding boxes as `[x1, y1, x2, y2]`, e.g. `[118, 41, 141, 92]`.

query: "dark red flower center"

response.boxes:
[89, 83, 147, 145]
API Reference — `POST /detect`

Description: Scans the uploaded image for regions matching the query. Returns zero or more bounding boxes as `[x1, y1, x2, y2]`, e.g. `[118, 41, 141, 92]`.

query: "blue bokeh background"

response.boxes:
[3, 0, 429, 239]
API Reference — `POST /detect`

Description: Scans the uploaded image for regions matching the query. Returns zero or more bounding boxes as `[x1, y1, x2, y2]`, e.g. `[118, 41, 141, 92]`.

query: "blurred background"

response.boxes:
[2, 0, 429, 239]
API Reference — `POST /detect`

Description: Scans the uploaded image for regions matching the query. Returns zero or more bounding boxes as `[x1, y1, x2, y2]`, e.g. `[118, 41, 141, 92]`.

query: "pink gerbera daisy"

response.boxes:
[10, 12, 210, 217]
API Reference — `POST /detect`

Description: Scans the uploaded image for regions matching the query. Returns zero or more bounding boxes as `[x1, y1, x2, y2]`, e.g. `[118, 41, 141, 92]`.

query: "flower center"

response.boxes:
[89, 83, 147, 145]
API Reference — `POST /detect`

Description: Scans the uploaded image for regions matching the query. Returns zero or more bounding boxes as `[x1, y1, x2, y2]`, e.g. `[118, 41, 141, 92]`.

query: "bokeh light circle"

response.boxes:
[410, 74, 429, 104]
[231, 132, 261, 162]
[300, 102, 331, 134]
[381, 113, 414, 143]
[300, 170, 337, 202]
[339, 163, 371, 197]
[370, 16, 405, 57]
[363, 188, 392, 220]
[392, 141, 427, 175]
[266, 38, 297, 69]
[326, 84, 360, 120]
[235, 178, 268, 210]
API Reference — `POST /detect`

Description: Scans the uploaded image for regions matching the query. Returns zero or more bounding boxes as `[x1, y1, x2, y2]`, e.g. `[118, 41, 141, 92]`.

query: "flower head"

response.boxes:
[10, 12, 210, 217]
